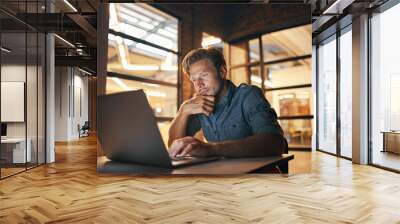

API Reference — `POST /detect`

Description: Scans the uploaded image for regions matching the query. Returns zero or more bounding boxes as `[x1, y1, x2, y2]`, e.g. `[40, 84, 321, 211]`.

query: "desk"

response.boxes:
[381, 131, 400, 154]
[1, 138, 31, 164]
[97, 154, 294, 175]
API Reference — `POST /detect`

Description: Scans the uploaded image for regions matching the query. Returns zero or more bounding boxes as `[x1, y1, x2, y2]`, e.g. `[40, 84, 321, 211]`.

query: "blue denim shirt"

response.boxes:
[186, 80, 284, 142]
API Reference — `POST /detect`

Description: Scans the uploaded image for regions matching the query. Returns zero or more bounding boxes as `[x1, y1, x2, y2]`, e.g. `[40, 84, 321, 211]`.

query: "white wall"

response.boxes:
[1, 63, 46, 163]
[55, 67, 89, 141]
[1, 65, 33, 138]
[55, 66, 69, 141]
[71, 72, 89, 138]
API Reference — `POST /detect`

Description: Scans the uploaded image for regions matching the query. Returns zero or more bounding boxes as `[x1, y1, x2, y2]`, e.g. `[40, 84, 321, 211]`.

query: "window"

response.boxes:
[202, 33, 223, 49]
[339, 27, 352, 158]
[262, 25, 311, 62]
[226, 24, 312, 149]
[370, 3, 400, 171]
[106, 77, 177, 117]
[107, 3, 179, 146]
[317, 35, 337, 154]
[266, 87, 313, 117]
[250, 66, 262, 88]
[264, 59, 312, 89]
[315, 23, 353, 159]
[249, 38, 260, 63]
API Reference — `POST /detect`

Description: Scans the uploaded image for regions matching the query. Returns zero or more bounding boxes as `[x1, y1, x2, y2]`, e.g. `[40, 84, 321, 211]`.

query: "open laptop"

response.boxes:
[98, 90, 220, 168]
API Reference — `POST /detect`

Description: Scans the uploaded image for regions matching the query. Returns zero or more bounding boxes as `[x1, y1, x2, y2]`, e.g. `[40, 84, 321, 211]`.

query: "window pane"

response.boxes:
[317, 37, 337, 154]
[249, 38, 260, 62]
[1, 31, 27, 177]
[157, 121, 171, 147]
[106, 77, 177, 117]
[230, 41, 247, 66]
[109, 3, 178, 52]
[262, 24, 311, 62]
[279, 119, 312, 149]
[230, 67, 248, 86]
[202, 33, 223, 48]
[264, 59, 311, 89]
[107, 33, 178, 84]
[371, 4, 400, 171]
[250, 66, 261, 88]
[340, 28, 352, 158]
[265, 87, 313, 117]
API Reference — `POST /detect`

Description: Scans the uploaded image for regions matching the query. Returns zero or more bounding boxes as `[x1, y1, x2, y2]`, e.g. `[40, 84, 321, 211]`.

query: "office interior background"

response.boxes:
[0, 0, 399, 178]
[0, 0, 400, 223]
[0, 0, 97, 179]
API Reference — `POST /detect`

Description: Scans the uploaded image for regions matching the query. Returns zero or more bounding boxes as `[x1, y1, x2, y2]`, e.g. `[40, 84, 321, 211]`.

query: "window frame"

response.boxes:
[106, 3, 181, 123]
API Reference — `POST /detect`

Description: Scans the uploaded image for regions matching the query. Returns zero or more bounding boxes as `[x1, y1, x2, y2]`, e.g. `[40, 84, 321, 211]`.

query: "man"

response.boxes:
[168, 47, 286, 158]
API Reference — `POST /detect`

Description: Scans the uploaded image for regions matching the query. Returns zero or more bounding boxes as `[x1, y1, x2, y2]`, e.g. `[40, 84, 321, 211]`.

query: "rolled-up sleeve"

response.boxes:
[242, 87, 284, 136]
[185, 115, 201, 136]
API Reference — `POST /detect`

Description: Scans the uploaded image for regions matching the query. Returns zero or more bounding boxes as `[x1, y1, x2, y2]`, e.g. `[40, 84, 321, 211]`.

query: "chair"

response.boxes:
[78, 121, 90, 138]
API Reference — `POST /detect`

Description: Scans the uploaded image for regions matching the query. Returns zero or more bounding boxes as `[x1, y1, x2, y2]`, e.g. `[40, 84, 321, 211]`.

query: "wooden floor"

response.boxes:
[372, 151, 400, 171]
[1, 167, 26, 178]
[1, 136, 400, 223]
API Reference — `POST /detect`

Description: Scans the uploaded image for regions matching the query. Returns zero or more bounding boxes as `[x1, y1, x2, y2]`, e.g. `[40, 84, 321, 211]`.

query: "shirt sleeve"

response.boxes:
[242, 87, 284, 136]
[185, 114, 201, 136]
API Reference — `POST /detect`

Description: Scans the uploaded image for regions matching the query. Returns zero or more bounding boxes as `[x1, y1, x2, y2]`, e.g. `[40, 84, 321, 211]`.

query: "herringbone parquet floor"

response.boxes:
[1, 135, 400, 224]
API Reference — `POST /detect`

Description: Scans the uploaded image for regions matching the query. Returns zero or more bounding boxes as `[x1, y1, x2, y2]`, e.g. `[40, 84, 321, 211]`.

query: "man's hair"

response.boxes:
[182, 47, 227, 77]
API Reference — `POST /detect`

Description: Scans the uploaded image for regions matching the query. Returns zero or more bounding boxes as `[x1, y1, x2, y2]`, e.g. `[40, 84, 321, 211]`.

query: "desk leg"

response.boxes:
[382, 133, 386, 152]
[276, 160, 288, 174]
[250, 160, 289, 174]
[251, 164, 278, 173]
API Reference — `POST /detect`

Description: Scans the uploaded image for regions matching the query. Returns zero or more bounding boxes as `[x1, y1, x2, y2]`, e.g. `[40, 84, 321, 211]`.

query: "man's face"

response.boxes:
[188, 59, 223, 96]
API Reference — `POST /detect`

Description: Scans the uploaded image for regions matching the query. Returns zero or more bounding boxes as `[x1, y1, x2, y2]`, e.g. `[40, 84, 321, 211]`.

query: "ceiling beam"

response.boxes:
[67, 13, 97, 39]
[55, 55, 96, 71]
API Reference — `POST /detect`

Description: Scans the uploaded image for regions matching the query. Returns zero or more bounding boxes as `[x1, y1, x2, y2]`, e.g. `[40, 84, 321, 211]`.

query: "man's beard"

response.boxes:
[211, 79, 226, 100]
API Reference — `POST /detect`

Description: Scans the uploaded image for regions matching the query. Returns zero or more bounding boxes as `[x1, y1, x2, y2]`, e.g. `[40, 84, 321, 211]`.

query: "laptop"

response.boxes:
[98, 90, 220, 168]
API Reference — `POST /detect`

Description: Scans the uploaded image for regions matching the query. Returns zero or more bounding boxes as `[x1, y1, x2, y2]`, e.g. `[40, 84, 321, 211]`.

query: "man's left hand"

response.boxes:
[168, 136, 215, 158]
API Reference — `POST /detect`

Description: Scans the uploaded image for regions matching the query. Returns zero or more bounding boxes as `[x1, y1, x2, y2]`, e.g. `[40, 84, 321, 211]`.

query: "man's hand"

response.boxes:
[180, 95, 215, 116]
[168, 136, 215, 158]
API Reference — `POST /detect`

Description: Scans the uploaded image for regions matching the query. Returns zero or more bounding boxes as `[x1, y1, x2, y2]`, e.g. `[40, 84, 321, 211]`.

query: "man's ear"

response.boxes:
[219, 66, 227, 80]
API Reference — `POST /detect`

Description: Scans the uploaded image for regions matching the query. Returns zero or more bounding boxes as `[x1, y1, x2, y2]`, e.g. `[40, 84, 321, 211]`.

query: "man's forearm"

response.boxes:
[210, 133, 285, 158]
[168, 110, 189, 147]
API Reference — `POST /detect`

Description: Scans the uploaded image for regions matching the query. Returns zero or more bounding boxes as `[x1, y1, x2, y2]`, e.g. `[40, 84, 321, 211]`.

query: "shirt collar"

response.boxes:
[216, 80, 236, 107]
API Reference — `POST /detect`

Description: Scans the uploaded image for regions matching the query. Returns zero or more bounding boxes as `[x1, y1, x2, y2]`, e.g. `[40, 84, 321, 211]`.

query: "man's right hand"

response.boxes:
[180, 95, 215, 116]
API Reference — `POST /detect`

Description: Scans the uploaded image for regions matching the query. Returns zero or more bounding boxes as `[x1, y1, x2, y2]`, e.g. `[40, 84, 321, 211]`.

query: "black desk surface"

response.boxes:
[97, 154, 294, 175]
